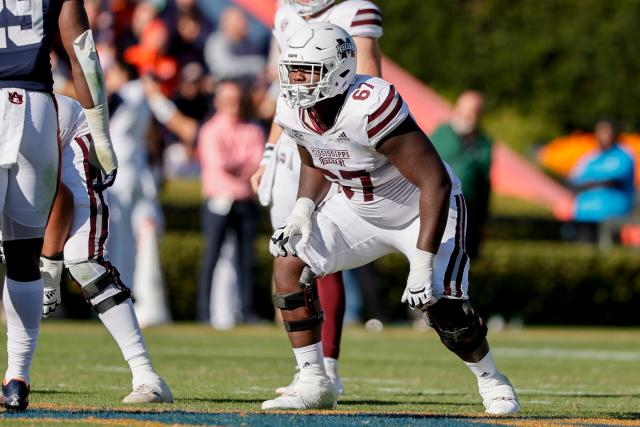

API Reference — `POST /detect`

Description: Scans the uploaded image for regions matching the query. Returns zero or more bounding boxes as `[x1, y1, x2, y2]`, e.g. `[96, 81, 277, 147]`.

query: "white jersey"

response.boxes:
[273, 0, 383, 52]
[275, 75, 462, 228]
[56, 95, 90, 148]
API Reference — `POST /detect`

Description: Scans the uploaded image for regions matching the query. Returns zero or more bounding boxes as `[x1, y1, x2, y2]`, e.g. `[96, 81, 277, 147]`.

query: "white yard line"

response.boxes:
[517, 388, 640, 396]
[494, 347, 640, 361]
[93, 364, 130, 373]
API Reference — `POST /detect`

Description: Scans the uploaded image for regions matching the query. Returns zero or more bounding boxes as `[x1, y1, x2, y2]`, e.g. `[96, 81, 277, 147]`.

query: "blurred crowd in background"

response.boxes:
[48, 0, 637, 329]
[51, 0, 277, 328]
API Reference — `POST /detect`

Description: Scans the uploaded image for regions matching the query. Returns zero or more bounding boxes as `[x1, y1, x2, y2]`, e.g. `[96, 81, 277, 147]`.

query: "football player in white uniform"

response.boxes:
[251, 0, 384, 396]
[24, 94, 171, 404]
[261, 23, 520, 415]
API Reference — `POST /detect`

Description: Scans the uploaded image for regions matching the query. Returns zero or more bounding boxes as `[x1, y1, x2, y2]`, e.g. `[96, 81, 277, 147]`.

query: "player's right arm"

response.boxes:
[353, 36, 382, 77]
[347, 1, 383, 76]
[268, 142, 330, 258]
[142, 76, 199, 148]
[58, 0, 117, 191]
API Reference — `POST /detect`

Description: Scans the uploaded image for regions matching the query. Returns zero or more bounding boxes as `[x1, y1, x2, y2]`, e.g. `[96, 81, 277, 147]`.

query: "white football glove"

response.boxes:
[401, 249, 438, 309]
[83, 104, 118, 192]
[41, 256, 64, 318]
[269, 197, 315, 257]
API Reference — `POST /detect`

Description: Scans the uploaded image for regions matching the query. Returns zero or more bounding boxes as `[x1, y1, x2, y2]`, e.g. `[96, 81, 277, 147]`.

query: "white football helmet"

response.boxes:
[285, 0, 336, 17]
[278, 23, 357, 108]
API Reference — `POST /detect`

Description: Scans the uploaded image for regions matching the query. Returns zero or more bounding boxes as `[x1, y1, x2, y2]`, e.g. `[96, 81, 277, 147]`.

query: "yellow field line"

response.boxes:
[18, 405, 640, 426]
[483, 418, 640, 427]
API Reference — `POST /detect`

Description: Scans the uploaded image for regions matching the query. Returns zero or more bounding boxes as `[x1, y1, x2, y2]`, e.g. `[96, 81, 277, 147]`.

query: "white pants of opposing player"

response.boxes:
[295, 192, 470, 300]
[62, 138, 171, 325]
[62, 135, 109, 265]
[0, 89, 59, 241]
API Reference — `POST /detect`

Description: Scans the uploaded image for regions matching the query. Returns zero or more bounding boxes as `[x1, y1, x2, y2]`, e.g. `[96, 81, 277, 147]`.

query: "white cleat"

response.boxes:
[122, 377, 174, 403]
[327, 372, 344, 395]
[479, 373, 520, 415]
[275, 370, 299, 395]
[277, 366, 344, 396]
[262, 375, 337, 410]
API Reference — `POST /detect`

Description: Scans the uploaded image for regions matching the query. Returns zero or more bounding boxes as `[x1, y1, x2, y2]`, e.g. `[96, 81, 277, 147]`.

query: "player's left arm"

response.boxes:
[377, 118, 452, 254]
[354, 36, 382, 77]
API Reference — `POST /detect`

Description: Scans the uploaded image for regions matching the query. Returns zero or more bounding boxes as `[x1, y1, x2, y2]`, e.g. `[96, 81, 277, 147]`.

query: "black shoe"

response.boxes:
[2, 379, 29, 411]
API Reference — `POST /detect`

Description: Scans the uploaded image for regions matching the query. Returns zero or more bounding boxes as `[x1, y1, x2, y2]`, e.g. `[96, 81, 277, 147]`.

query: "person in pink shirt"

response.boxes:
[197, 80, 265, 322]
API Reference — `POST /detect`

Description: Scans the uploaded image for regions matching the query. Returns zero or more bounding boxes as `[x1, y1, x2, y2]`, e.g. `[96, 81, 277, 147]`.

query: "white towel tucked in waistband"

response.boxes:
[0, 88, 26, 168]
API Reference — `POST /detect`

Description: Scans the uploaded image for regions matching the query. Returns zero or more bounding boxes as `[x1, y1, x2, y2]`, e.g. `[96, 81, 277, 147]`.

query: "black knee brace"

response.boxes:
[78, 263, 132, 314]
[425, 299, 487, 353]
[273, 266, 324, 332]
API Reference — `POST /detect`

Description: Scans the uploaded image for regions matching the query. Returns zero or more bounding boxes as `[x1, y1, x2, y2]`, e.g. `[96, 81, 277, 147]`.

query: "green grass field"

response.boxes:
[1, 322, 639, 426]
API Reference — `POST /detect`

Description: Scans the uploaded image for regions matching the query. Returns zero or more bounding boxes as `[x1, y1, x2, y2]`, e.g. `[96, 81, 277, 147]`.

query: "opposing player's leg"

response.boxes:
[0, 90, 59, 411]
[395, 194, 519, 415]
[317, 273, 345, 393]
[61, 136, 172, 403]
[2, 238, 44, 411]
[41, 184, 74, 318]
[65, 259, 172, 403]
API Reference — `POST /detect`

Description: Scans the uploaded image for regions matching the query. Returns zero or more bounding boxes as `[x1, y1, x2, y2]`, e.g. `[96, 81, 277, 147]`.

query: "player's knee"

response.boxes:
[273, 255, 307, 293]
[3, 238, 44, 281]
[425, 299, 487, 354]
[273, 265, 324, 332]
[68, 260, 131, 314]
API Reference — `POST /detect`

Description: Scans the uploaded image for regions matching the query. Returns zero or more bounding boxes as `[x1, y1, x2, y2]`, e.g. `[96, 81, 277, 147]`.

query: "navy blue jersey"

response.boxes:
[0, 0, 70, 92]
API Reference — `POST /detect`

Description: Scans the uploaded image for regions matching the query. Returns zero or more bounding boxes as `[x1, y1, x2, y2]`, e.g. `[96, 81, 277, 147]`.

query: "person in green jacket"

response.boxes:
[431, 91, 492, 258]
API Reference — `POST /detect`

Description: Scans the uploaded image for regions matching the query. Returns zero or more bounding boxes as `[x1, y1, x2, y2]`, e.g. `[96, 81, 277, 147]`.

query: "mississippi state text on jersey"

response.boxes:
[0, 0, 64, 92]
[273, 0, 383, 52]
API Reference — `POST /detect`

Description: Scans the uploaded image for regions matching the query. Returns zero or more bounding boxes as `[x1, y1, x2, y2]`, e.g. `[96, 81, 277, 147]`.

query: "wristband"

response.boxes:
[148, 93, 177, 124]
[83, 103, 118, 172]
[287, 197, 315, 221]
[260, 143, 276, 166]
[412, 249, 435, 270]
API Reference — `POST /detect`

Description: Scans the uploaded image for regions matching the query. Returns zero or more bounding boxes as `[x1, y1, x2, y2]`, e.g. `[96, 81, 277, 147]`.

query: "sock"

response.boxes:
[324, 357, 339, 379]
[97, 299, 158, 387]
[317, 272, 345, 359]
[3, 278, 43, 384]
[293, 343, 326, 379]
[464, 350, 499, 382]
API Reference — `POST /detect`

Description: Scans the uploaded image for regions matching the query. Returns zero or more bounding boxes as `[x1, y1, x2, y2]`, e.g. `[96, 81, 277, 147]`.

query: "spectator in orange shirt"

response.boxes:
[124, 18, 178, 96]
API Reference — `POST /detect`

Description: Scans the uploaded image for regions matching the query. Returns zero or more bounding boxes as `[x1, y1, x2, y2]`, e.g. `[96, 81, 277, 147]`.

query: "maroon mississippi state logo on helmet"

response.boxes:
[336, 38, 355, 59]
